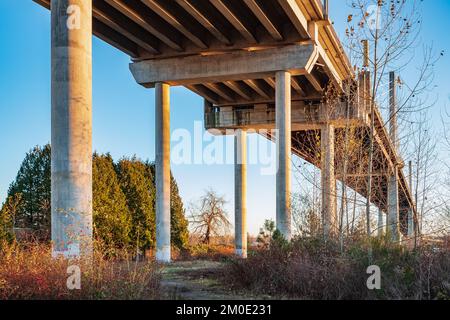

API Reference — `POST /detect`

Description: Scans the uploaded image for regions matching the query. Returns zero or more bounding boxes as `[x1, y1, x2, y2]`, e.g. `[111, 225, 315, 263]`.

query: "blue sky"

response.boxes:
[1, 1, 449, 235]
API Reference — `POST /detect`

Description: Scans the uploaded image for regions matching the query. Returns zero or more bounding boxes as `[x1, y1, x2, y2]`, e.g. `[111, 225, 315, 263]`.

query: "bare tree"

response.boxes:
[188, 188, 231, 245]
[292, 193, 321, 238]
[345, 0, 439, 236]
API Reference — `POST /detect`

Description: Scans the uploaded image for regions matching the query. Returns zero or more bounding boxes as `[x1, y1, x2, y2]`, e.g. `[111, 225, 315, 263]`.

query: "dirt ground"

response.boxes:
[159, 260, 270, 300]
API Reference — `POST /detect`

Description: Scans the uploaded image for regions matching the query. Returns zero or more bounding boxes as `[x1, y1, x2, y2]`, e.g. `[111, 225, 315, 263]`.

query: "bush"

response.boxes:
[181, 243, 235, 262]
[0, 241, 161, 300]
[222, 236, 450, 300]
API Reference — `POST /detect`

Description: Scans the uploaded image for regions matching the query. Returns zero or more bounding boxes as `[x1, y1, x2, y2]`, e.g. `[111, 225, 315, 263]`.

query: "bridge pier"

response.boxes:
[51, 0, 93, 258]
[321, 123, 337, 239]
[387, 168, 400, 241]
[234, 129, 247, 258]
[377, 207, 385, 236]
[387, 72, 400, 242]
[275, 71, 292, 241]
[155, 82, 171, 263]
[407, 208, 414, 237]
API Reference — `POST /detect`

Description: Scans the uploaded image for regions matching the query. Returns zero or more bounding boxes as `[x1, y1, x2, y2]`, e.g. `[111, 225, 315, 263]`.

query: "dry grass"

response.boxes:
[221, 237, 450, 300]
[0, 241, 161, 300]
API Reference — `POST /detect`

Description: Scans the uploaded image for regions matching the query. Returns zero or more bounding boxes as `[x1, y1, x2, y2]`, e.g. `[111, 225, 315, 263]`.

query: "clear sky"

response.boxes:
[1, 0, 449, 235]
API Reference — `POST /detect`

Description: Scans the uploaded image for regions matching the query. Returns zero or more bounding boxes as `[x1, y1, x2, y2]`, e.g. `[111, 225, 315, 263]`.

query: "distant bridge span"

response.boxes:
[34, 0, 416, 261]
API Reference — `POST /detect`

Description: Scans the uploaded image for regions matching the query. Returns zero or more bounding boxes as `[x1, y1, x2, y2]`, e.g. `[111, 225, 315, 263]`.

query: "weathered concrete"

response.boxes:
[377, 207, 384, 237]
[234, 129, 247, 258]
[275, 71, 292, 241]
[387, 168, 400, 241]
[389, 72, 399, 150]
[155, 82, 171, 263]
[51, 0, 93, 258]
[407, 209, 414, 237]
[387, 71, 400, 241]
[130, 44, 317, 87]
[321, 123, 337, 238]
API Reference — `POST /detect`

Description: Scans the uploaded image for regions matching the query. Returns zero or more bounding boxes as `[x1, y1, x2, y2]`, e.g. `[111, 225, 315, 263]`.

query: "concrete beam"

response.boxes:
[210, 0, 257, 43]
[141, 0, 208, 49]
[130, 44, 317, 87]
[278, 0, 309, 38]
[155, 82, 171, 263]
[244, 0, 283, 41]
[105, 0, 183, 51]
[321, 123, 337, 239]
[234, 129, 247, 258]
[275, 71, 292, 241]
[175, 0, 232, 45]
[51, 0, 93, 259]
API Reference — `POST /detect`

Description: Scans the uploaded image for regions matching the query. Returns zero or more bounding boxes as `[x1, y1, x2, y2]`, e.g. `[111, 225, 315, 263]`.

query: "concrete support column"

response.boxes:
[51, 0, 93, 258]
[275, 71, 292, 241]
[234, 129, 247, 258]
[155, 82, 171, 263]
[321, 123, 337, 239]
[387, 167, 400, 241]
[387, 71, 400, 242]
[407, 209, 414, 237]
[377, 207, 384, 236]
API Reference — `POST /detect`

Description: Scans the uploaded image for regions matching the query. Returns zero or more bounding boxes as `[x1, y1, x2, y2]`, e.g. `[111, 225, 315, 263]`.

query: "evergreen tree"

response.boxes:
[92, 153, 131, 247]
[145, 162, 189, 249]
[7, 145, 51, 231]
[116, 157, 155, 251]
[0, 194, 23, 243]
[2, 146, 189, 249]
[170, 175, 189, 249]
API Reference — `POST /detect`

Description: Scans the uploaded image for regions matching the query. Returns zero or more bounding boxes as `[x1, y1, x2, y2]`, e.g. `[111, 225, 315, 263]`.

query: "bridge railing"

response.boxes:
[204, 100, 367, 130]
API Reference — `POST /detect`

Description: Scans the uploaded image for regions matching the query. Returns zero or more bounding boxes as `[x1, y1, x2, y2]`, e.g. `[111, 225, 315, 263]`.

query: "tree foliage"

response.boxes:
[116, 158, 156, 250]
[0, 145, 189, 249]
[7, 145, 50, 231]
[92, 153, 131, 247]
[0, 194, 22, 243]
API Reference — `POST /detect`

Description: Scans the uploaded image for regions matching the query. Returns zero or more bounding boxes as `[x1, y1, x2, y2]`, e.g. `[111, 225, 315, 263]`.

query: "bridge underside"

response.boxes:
[204, 98, 412, 235]
[35, 0, 415, 261]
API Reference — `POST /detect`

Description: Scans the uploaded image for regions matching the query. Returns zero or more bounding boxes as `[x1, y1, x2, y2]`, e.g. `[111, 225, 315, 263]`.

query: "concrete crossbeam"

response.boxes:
[130, 44, 317, 87]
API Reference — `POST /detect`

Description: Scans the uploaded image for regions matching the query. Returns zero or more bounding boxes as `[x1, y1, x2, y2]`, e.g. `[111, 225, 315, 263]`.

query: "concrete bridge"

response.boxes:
[34, 0, 416, 261]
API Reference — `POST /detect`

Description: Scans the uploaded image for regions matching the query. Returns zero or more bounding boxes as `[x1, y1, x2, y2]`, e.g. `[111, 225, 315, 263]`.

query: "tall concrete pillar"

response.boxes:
[387, 71, 400, 241]
[377, 207, 384, 236]
[407, 209, 414, 237]
[155, 82, 171, 263]
[321, 123, 337, 239]
[234, 129, 247, 258]
[389, 72, 399, 150]
[51, 0, 93, 258]
[387, 168, 400, 241]
[275, 71, 292, 240]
